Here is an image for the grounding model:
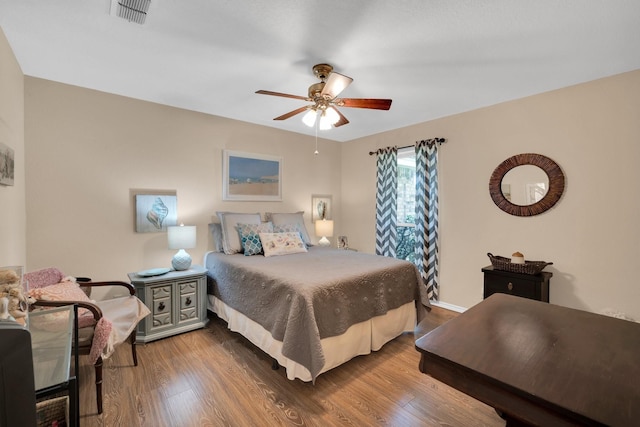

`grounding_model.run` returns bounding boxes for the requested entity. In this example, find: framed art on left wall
[134,192,178,233]
[0,142,15,186]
